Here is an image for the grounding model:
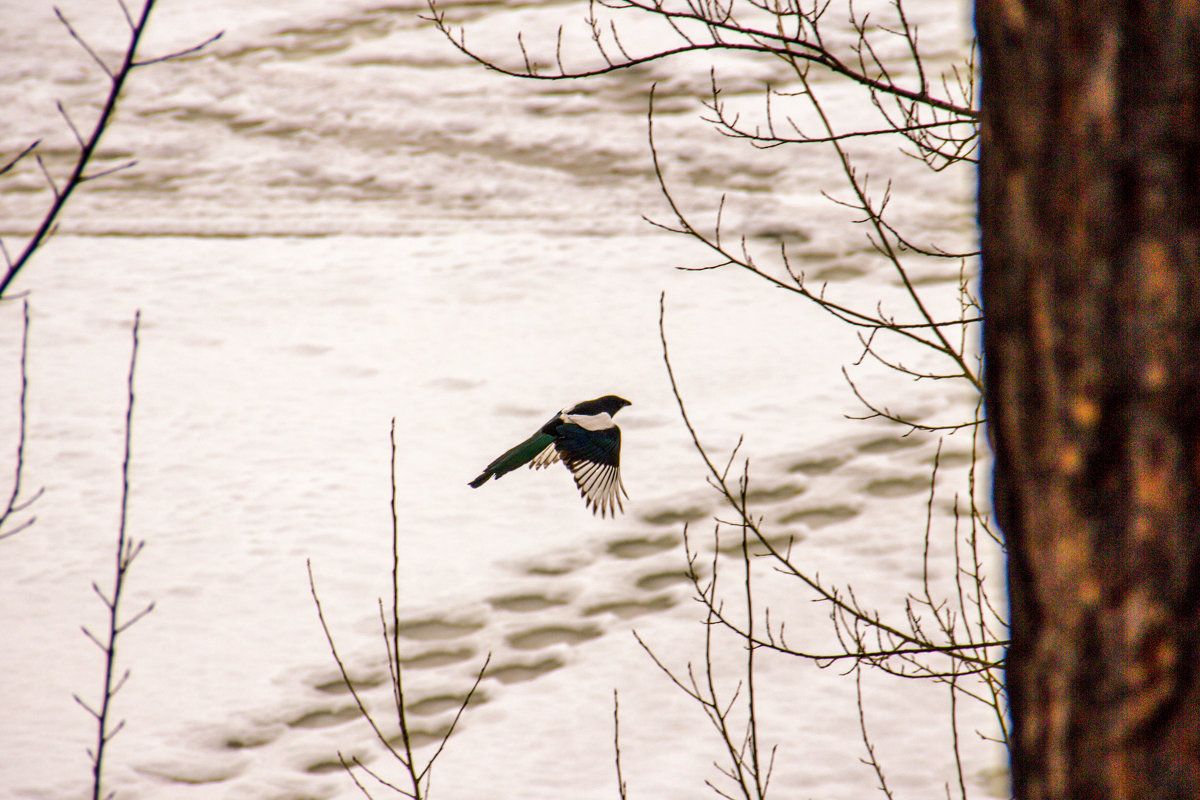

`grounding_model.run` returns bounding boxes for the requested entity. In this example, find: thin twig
[308,562,408,766]
[0,1,221,299]
[423,0,976,117]
[0,300,43,541]
[0,141,40,178]
[613,689,629,800]
[658,293,995,661]
[387,418,419,789]
[76,311,153,800]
